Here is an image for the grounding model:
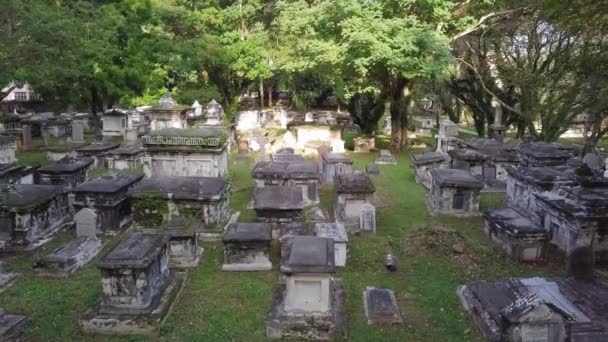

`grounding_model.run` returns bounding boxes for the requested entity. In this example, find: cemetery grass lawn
[1,150,561,341]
